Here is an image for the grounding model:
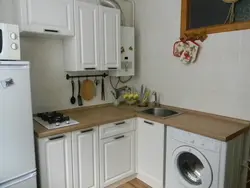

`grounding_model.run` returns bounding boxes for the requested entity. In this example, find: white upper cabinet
[64,2,121,71]
[99,6,121,70]
[137,118,165,188]
[72,128,99,188]
[76,1,99,70]
[13,0,74,36]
